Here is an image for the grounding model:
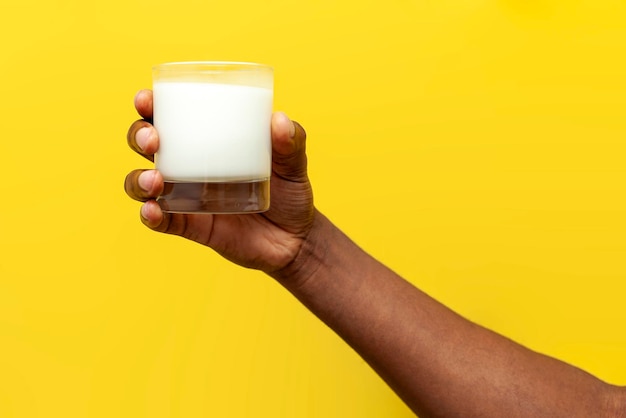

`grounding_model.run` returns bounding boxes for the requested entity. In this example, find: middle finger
[127,120,159,161]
